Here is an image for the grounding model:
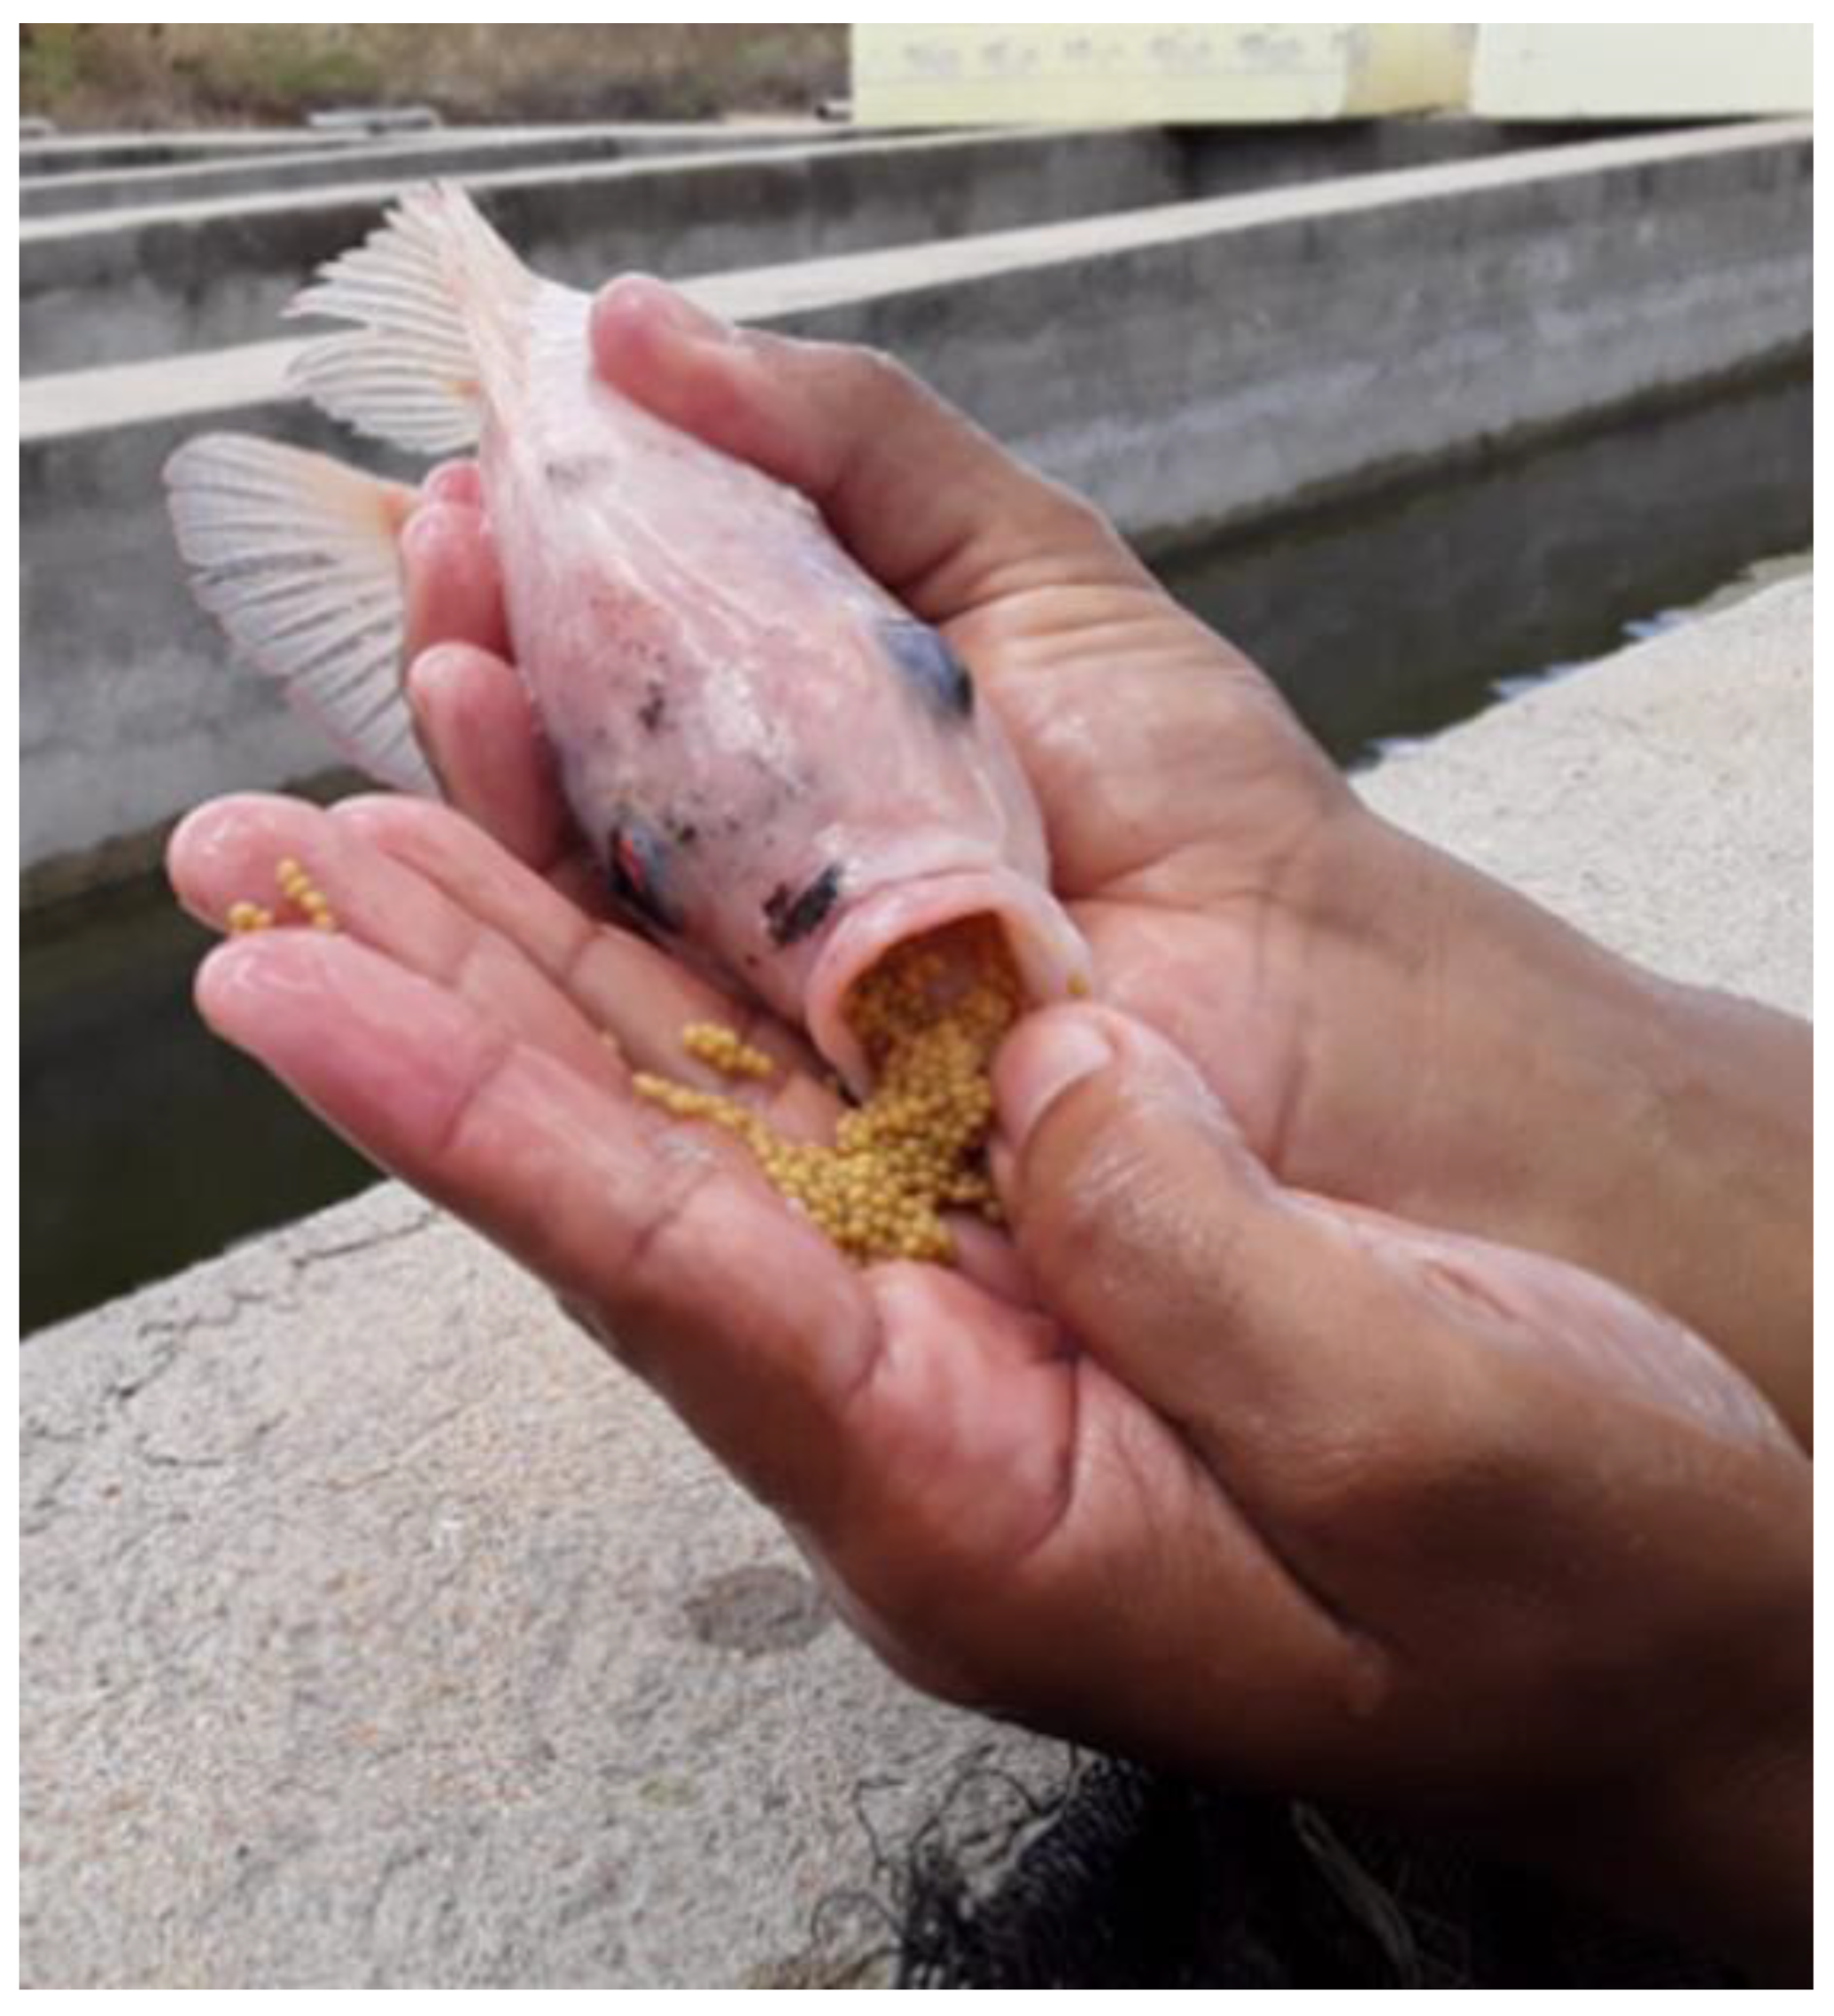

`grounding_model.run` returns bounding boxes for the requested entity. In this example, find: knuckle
[1039,476,1116,545]
[831,340,913,402]
[798,337,930,432]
